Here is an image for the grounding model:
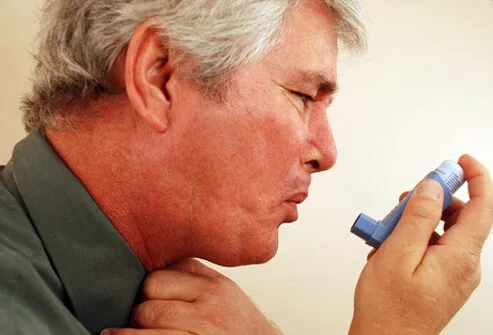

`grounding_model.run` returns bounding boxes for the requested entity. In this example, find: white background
[1,1,492,334]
